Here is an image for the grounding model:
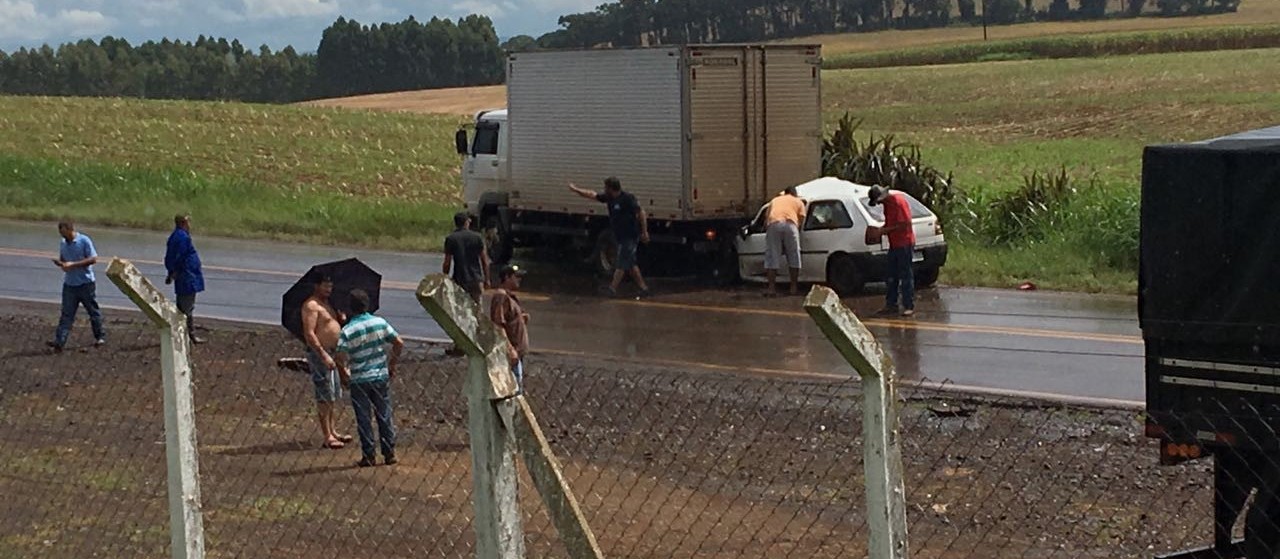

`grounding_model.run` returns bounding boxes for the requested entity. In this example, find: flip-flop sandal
[323,440,346,450]
[337,435,354,443]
